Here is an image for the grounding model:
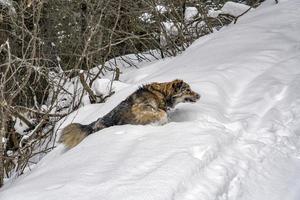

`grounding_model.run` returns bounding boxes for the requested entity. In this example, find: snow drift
[1,0,300,200]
